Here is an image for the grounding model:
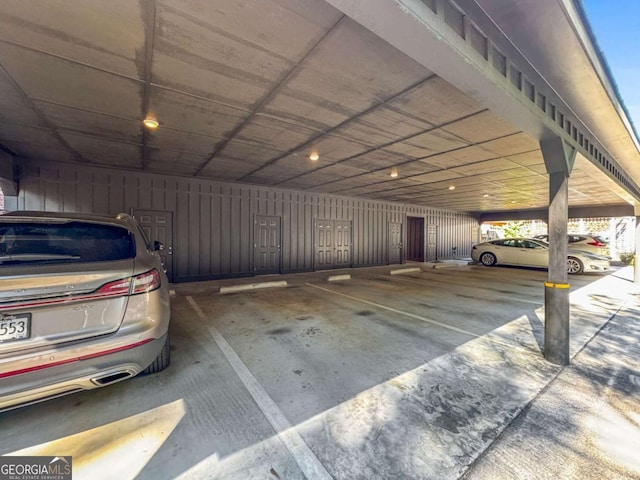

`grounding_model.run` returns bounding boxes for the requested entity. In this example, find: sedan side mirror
[153,240,164,251]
